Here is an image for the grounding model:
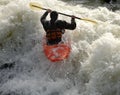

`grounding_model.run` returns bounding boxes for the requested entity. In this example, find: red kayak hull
[43,38,71,62]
